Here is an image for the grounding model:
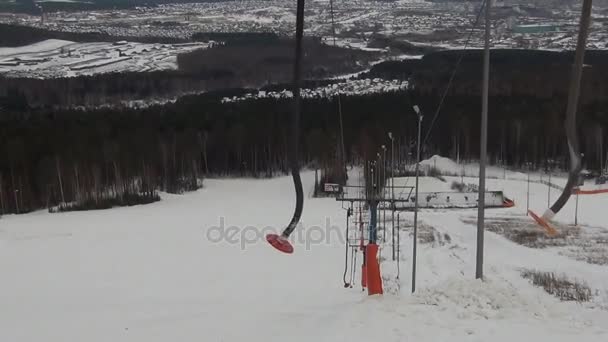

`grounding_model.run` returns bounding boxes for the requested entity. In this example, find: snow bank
[414,277,544,319]
[420,155,460,173]
[420,154,529,180]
